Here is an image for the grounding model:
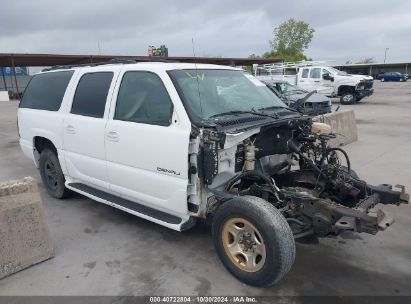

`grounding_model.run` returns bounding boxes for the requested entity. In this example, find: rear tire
[212,196,295,287]
[39,149,70,199]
